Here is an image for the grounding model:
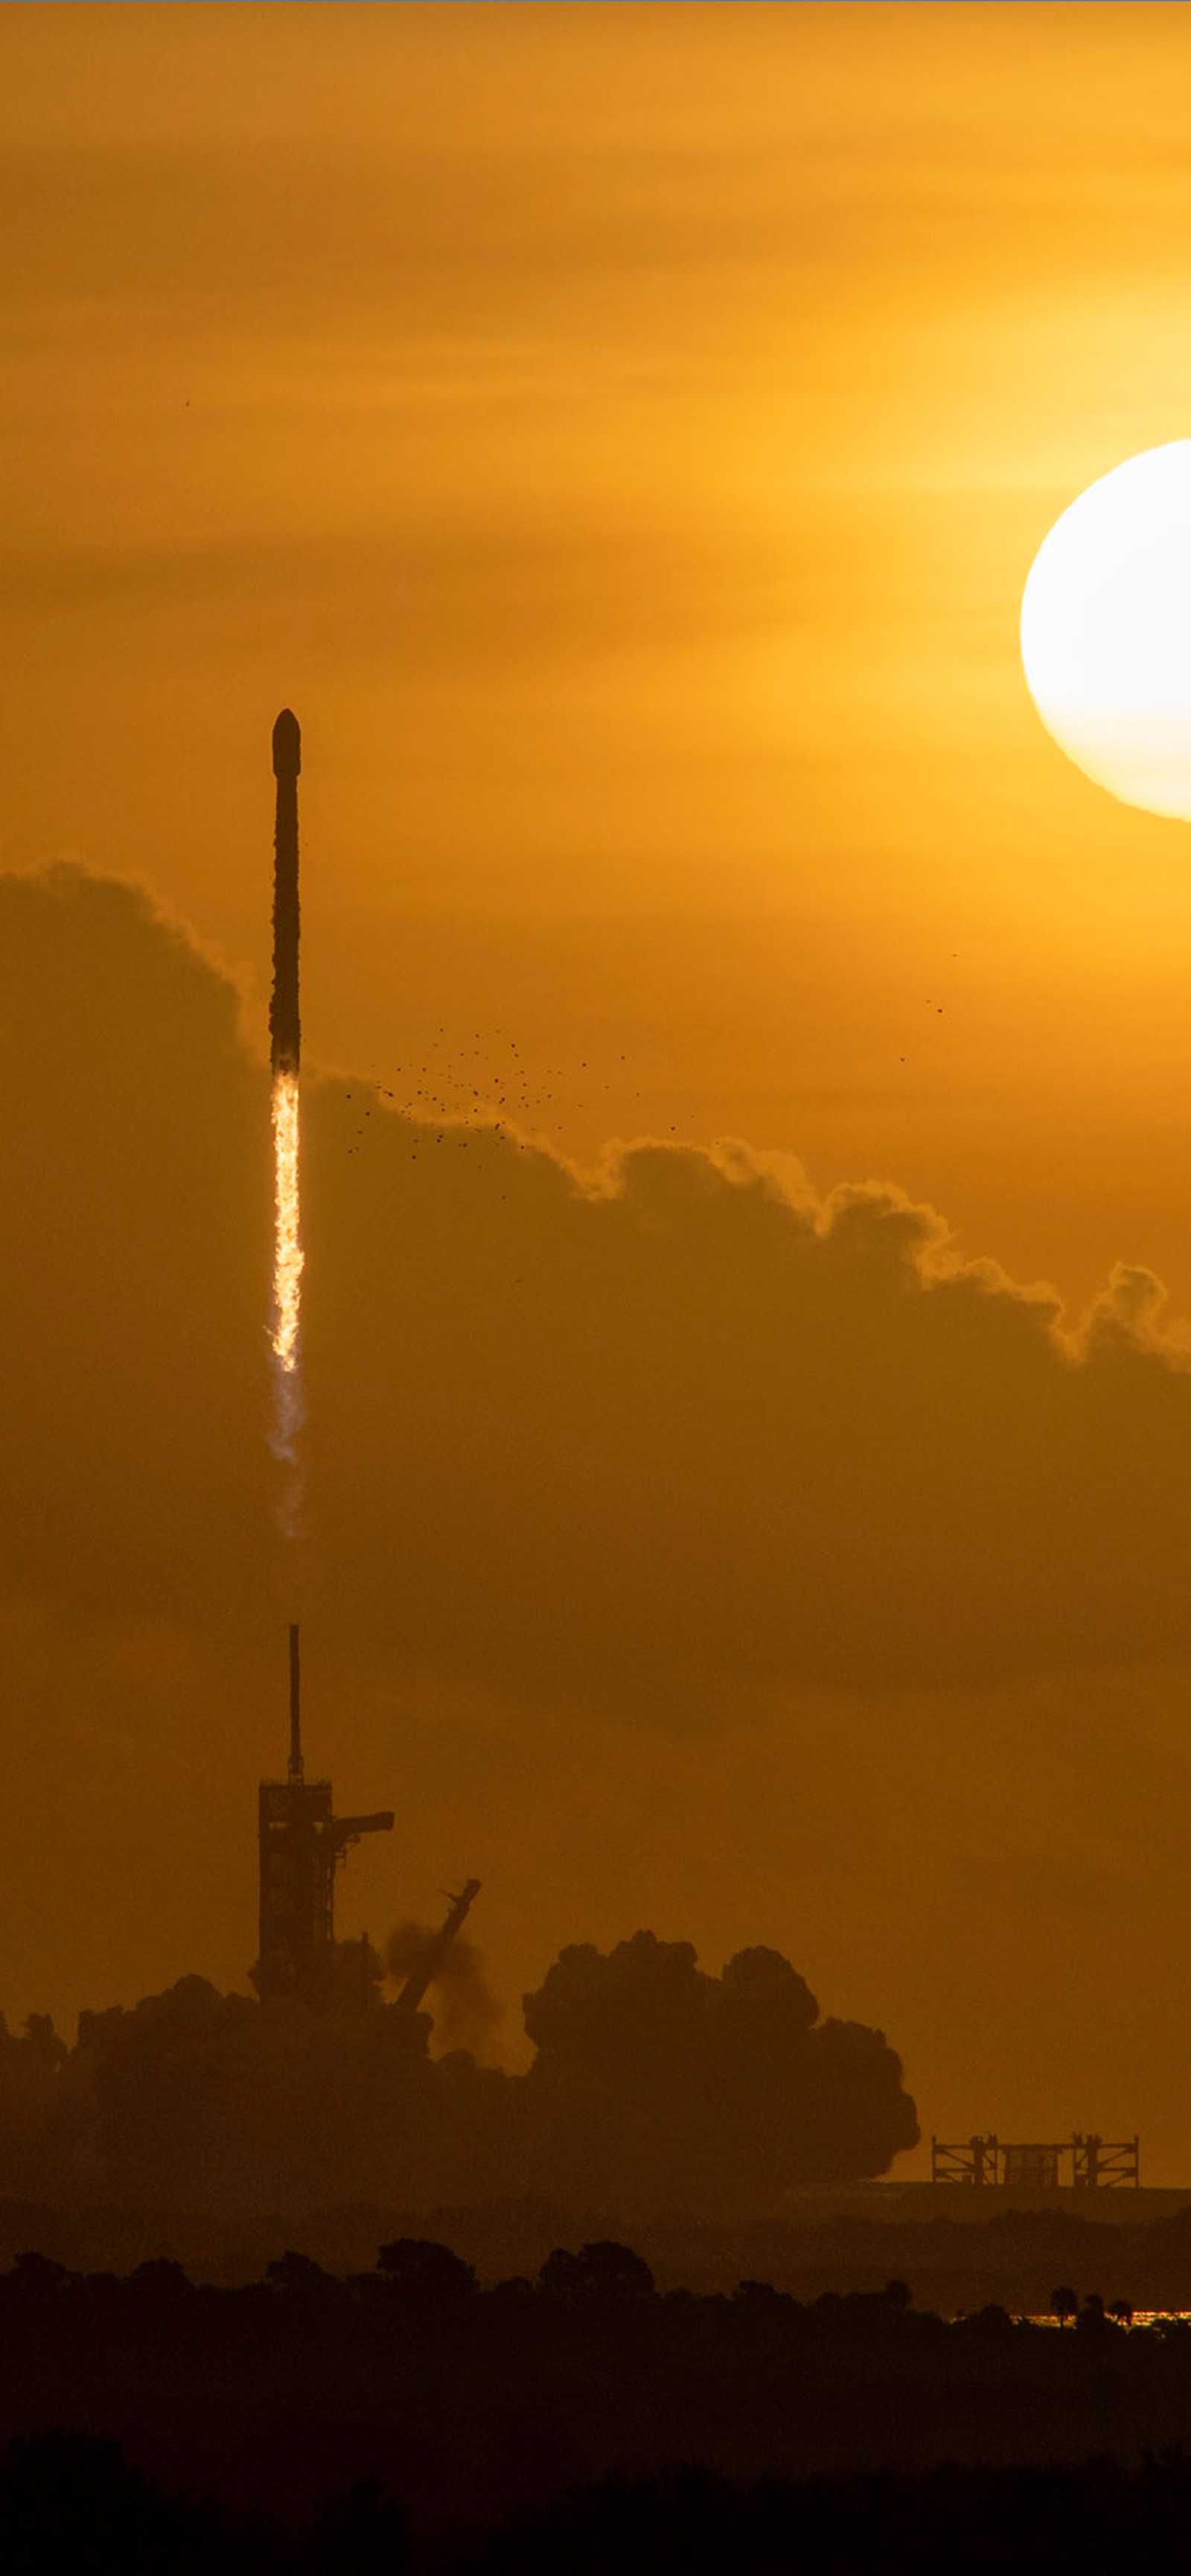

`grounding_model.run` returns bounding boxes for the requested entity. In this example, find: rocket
[270,708,301,1077]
